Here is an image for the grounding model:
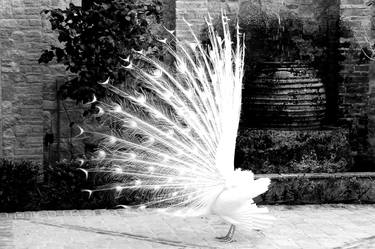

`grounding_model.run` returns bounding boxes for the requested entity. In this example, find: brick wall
[340,0,375,167]
[0,0,176,163]
[0,0,81,163]
[339,1,371,122]
[0,0,374,168]
[176,0,375,168]
[176,0,208,41]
